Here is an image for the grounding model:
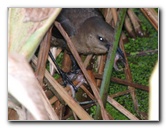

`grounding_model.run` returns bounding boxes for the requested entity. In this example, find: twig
[80,85,95,100]
[49,96,58,104]
[49,47,56,75]
[83,54,93,68]
[94,73,149,92]
[107,96,139,120]
[73,111,78,120]
[124,15,136,38]
[119,32,140,115]
[127,9,144,37]
[101,8,113,24]
[54,21,109,120]
[127,49,158,56]
[32,56,93,120]
[45,68,93,120]
[111,8,118,25]
[96,55,107,87]
[109,90,131,98]
[62,50,72,72]
[35,27,52,87]
[111,77,149,92]
[140,8,158,31]
[49,48,62,75]
[95,9,127,120]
